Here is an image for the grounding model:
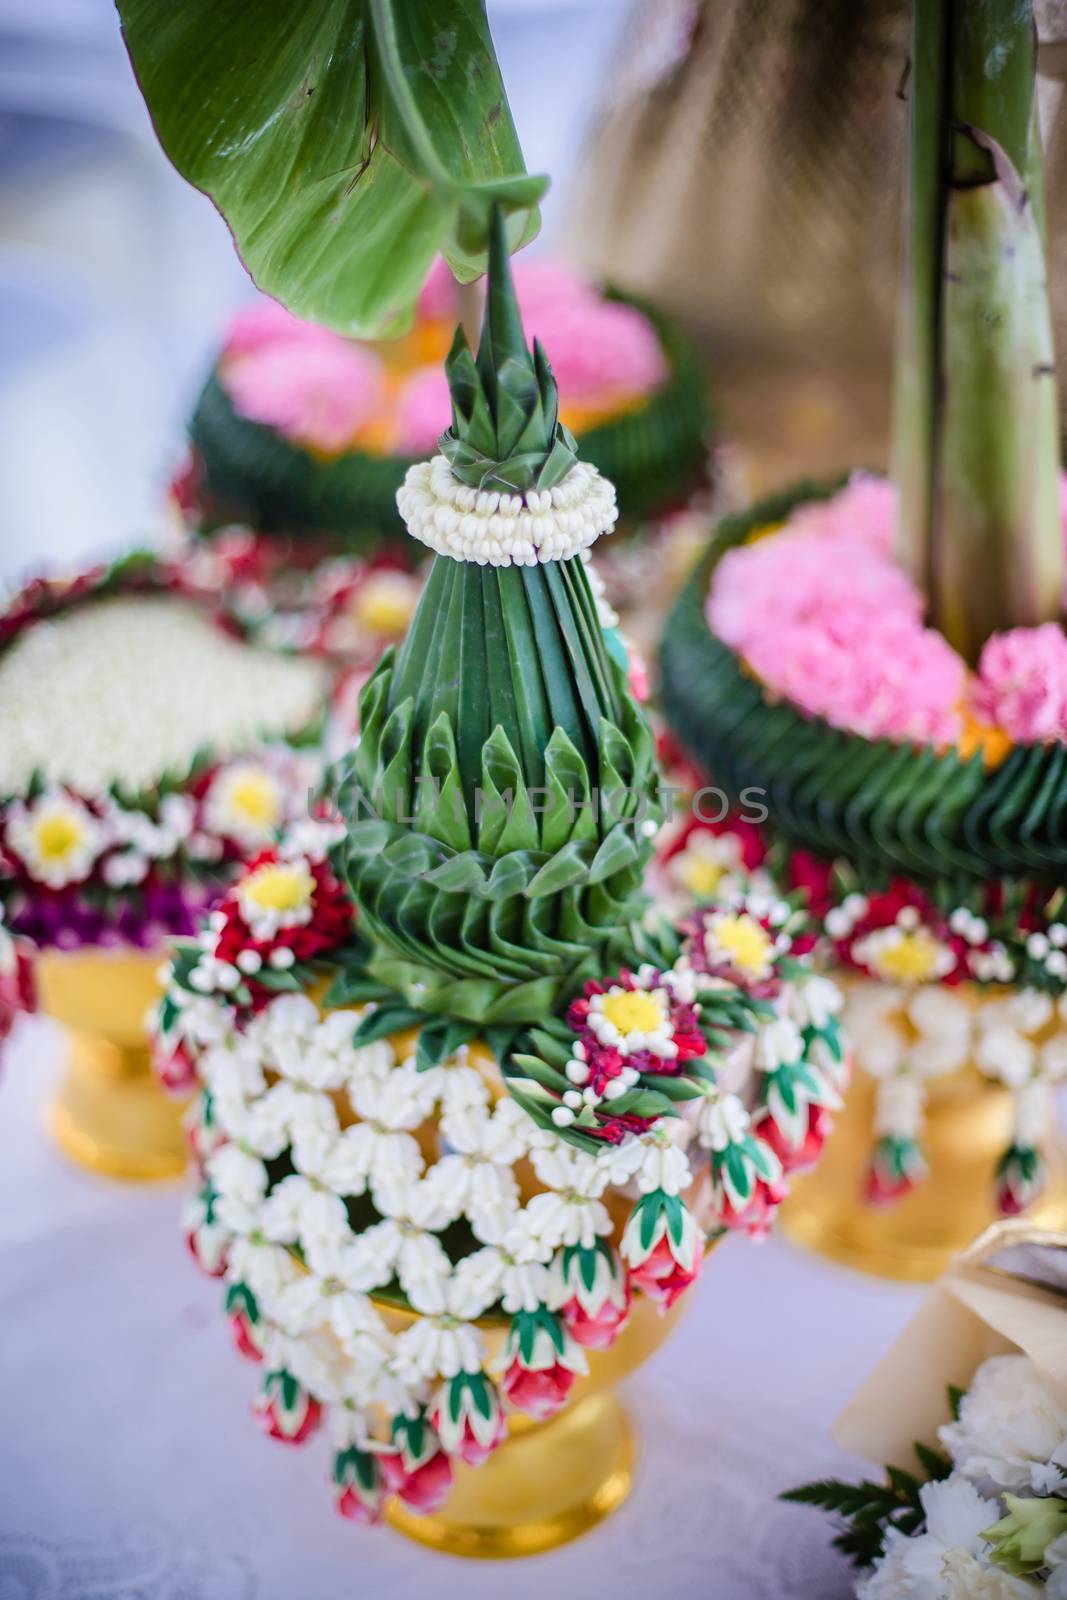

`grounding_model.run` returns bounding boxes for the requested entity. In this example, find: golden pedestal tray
[379,1273,694,1557]
[781,1065,1067,1283]
[36,946,187,1181]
